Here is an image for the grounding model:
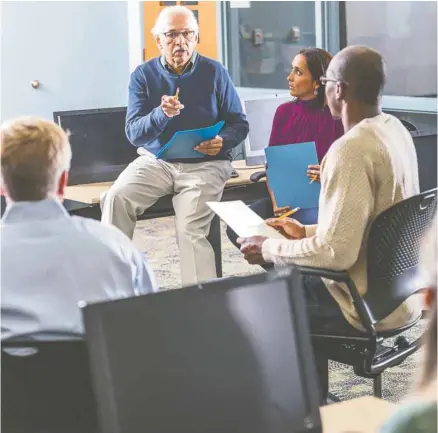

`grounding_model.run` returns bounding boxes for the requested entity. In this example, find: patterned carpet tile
[133,217,424,402]
[133,217,261,289]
